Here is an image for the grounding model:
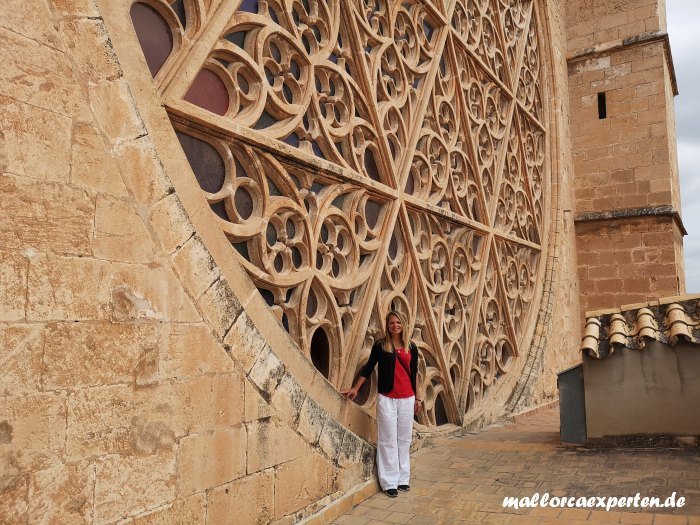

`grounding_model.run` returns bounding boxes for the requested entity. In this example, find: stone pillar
[565,0,686,316]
